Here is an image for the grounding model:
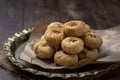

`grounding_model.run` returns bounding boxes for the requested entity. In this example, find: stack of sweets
[34,20,103,67]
